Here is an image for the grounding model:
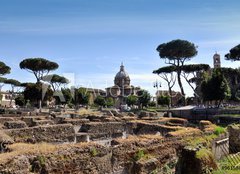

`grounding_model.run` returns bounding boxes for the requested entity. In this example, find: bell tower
[213,52,221,68]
